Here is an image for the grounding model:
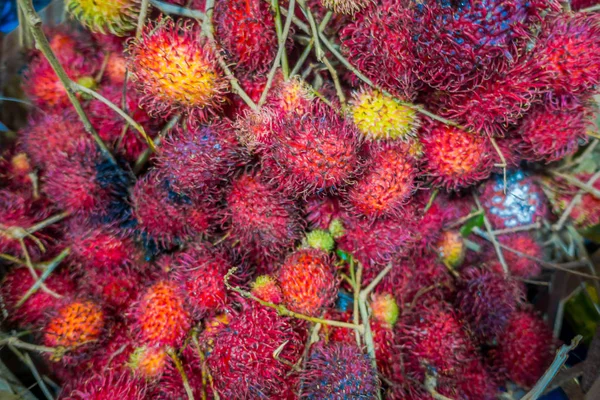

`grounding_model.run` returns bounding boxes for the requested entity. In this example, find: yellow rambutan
[66,0,140,36]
